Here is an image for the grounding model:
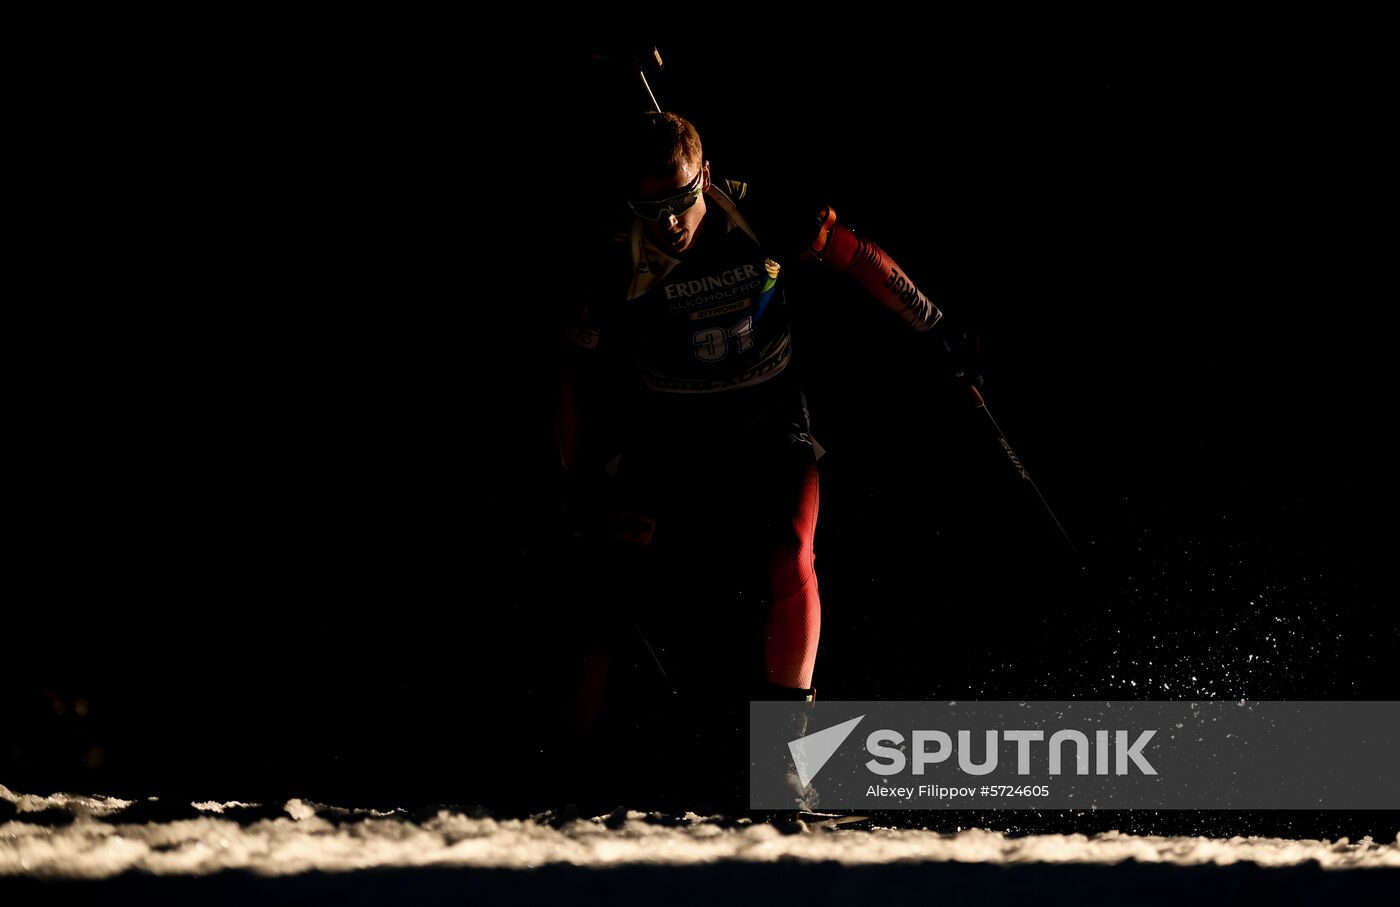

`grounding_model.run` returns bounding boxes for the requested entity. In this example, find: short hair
[632,111,703,181]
